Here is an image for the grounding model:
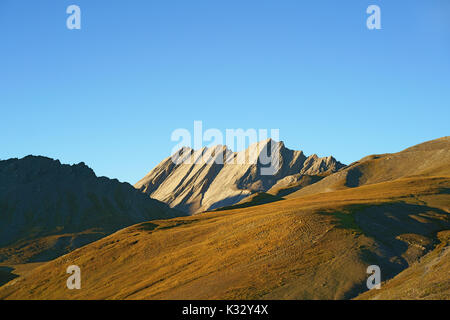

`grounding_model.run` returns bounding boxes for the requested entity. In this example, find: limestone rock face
[135,139,345,214]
